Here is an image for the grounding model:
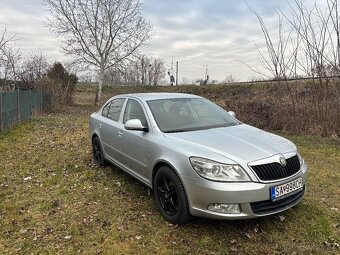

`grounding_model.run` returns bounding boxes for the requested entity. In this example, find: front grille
[250,186,305,215]
[250,155,300,181]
